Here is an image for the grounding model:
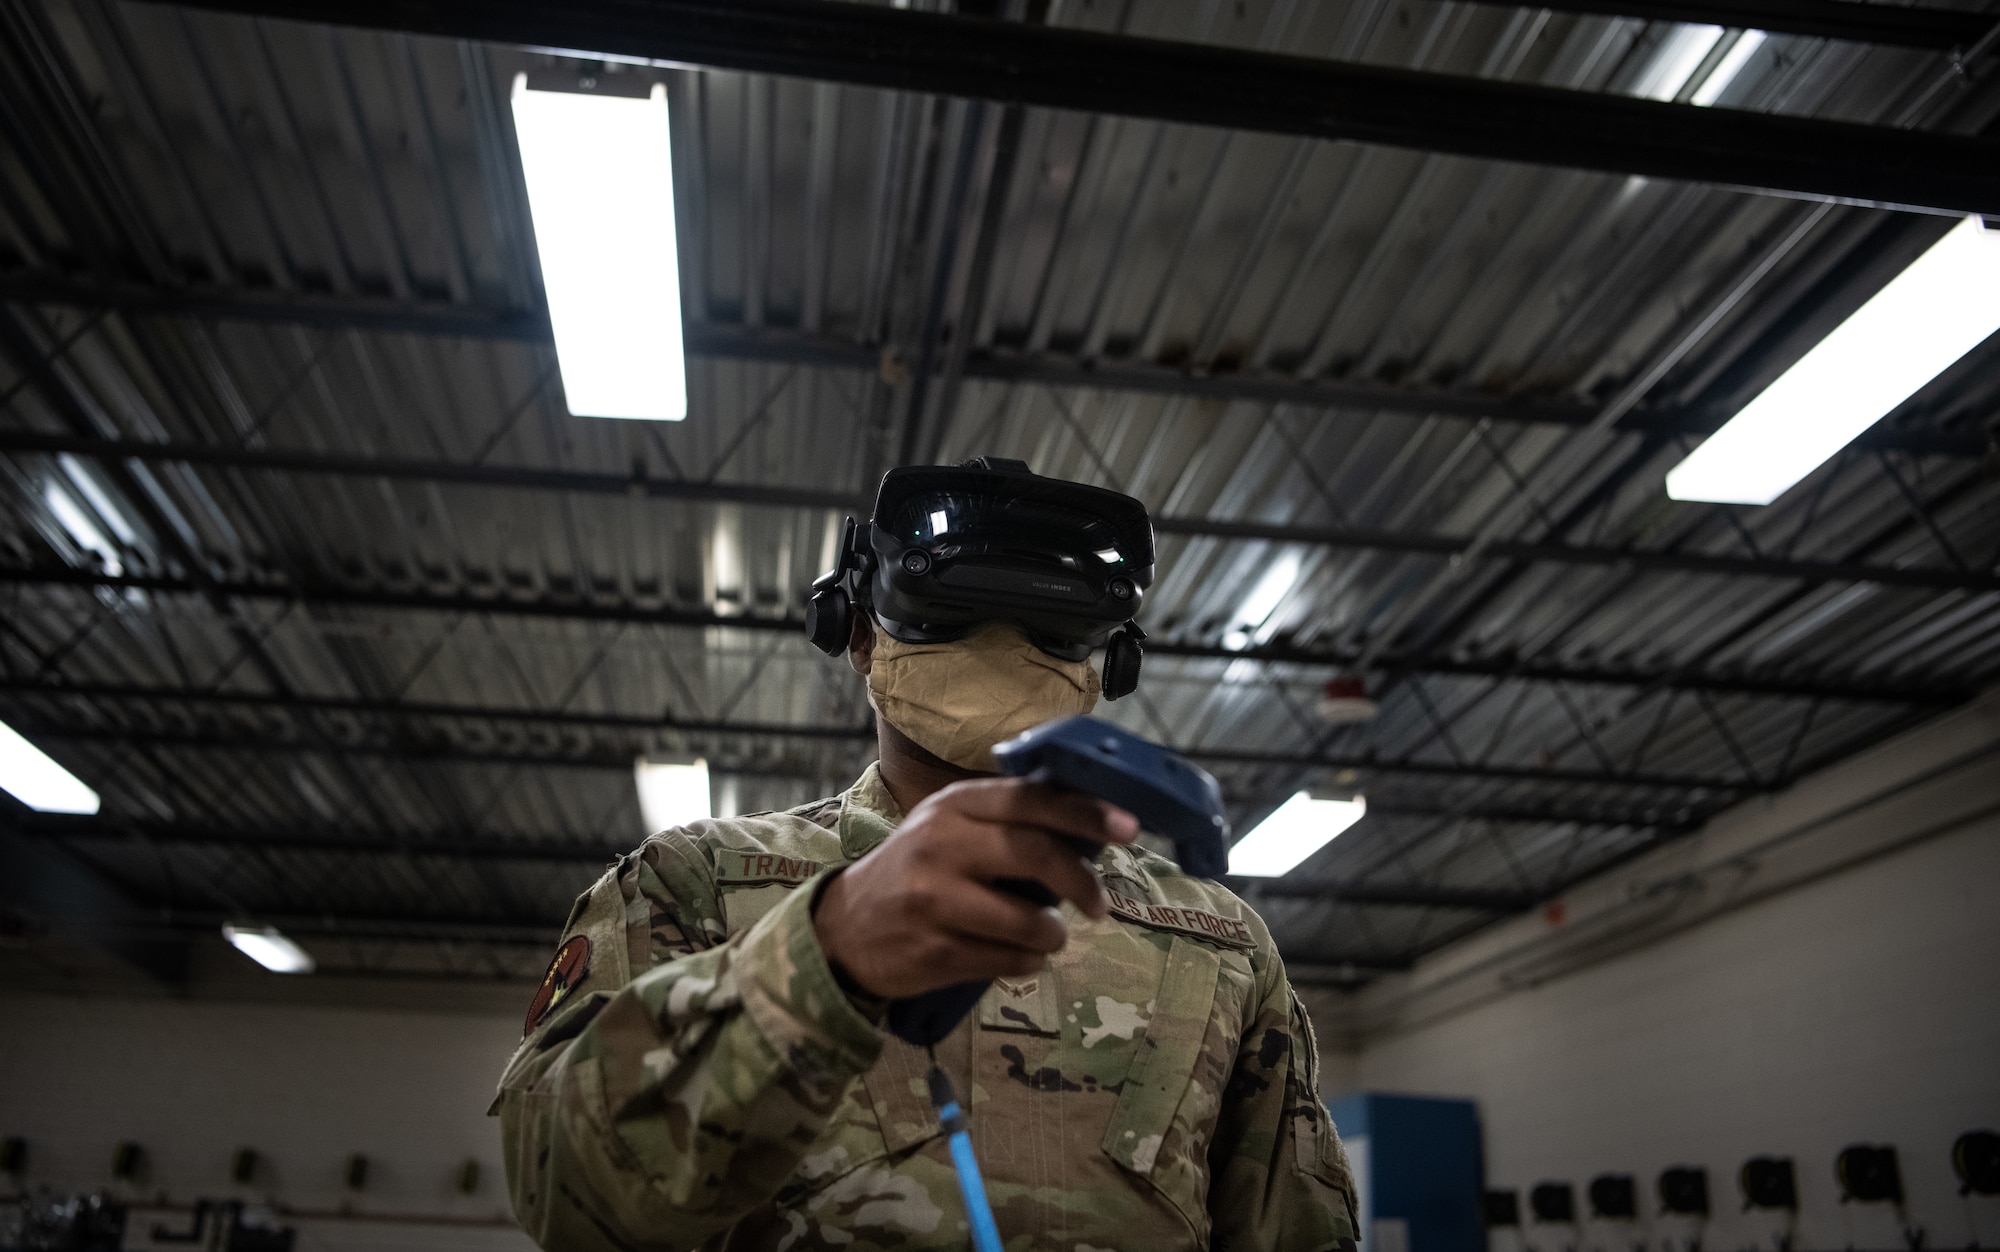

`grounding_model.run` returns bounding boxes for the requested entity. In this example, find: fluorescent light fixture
[1667,216,2000,505]
[1222,550,1303,651]
[1690,30,1765,107]
[222,924,316,974]
[930,509,950,537]
[511,76,687,421]
[636,756,711,834]
[1229,791,1367,877]
[59,455,137,544]
[0,717,100,814]
[43,482,121,575]
[1634,23,1724,101]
